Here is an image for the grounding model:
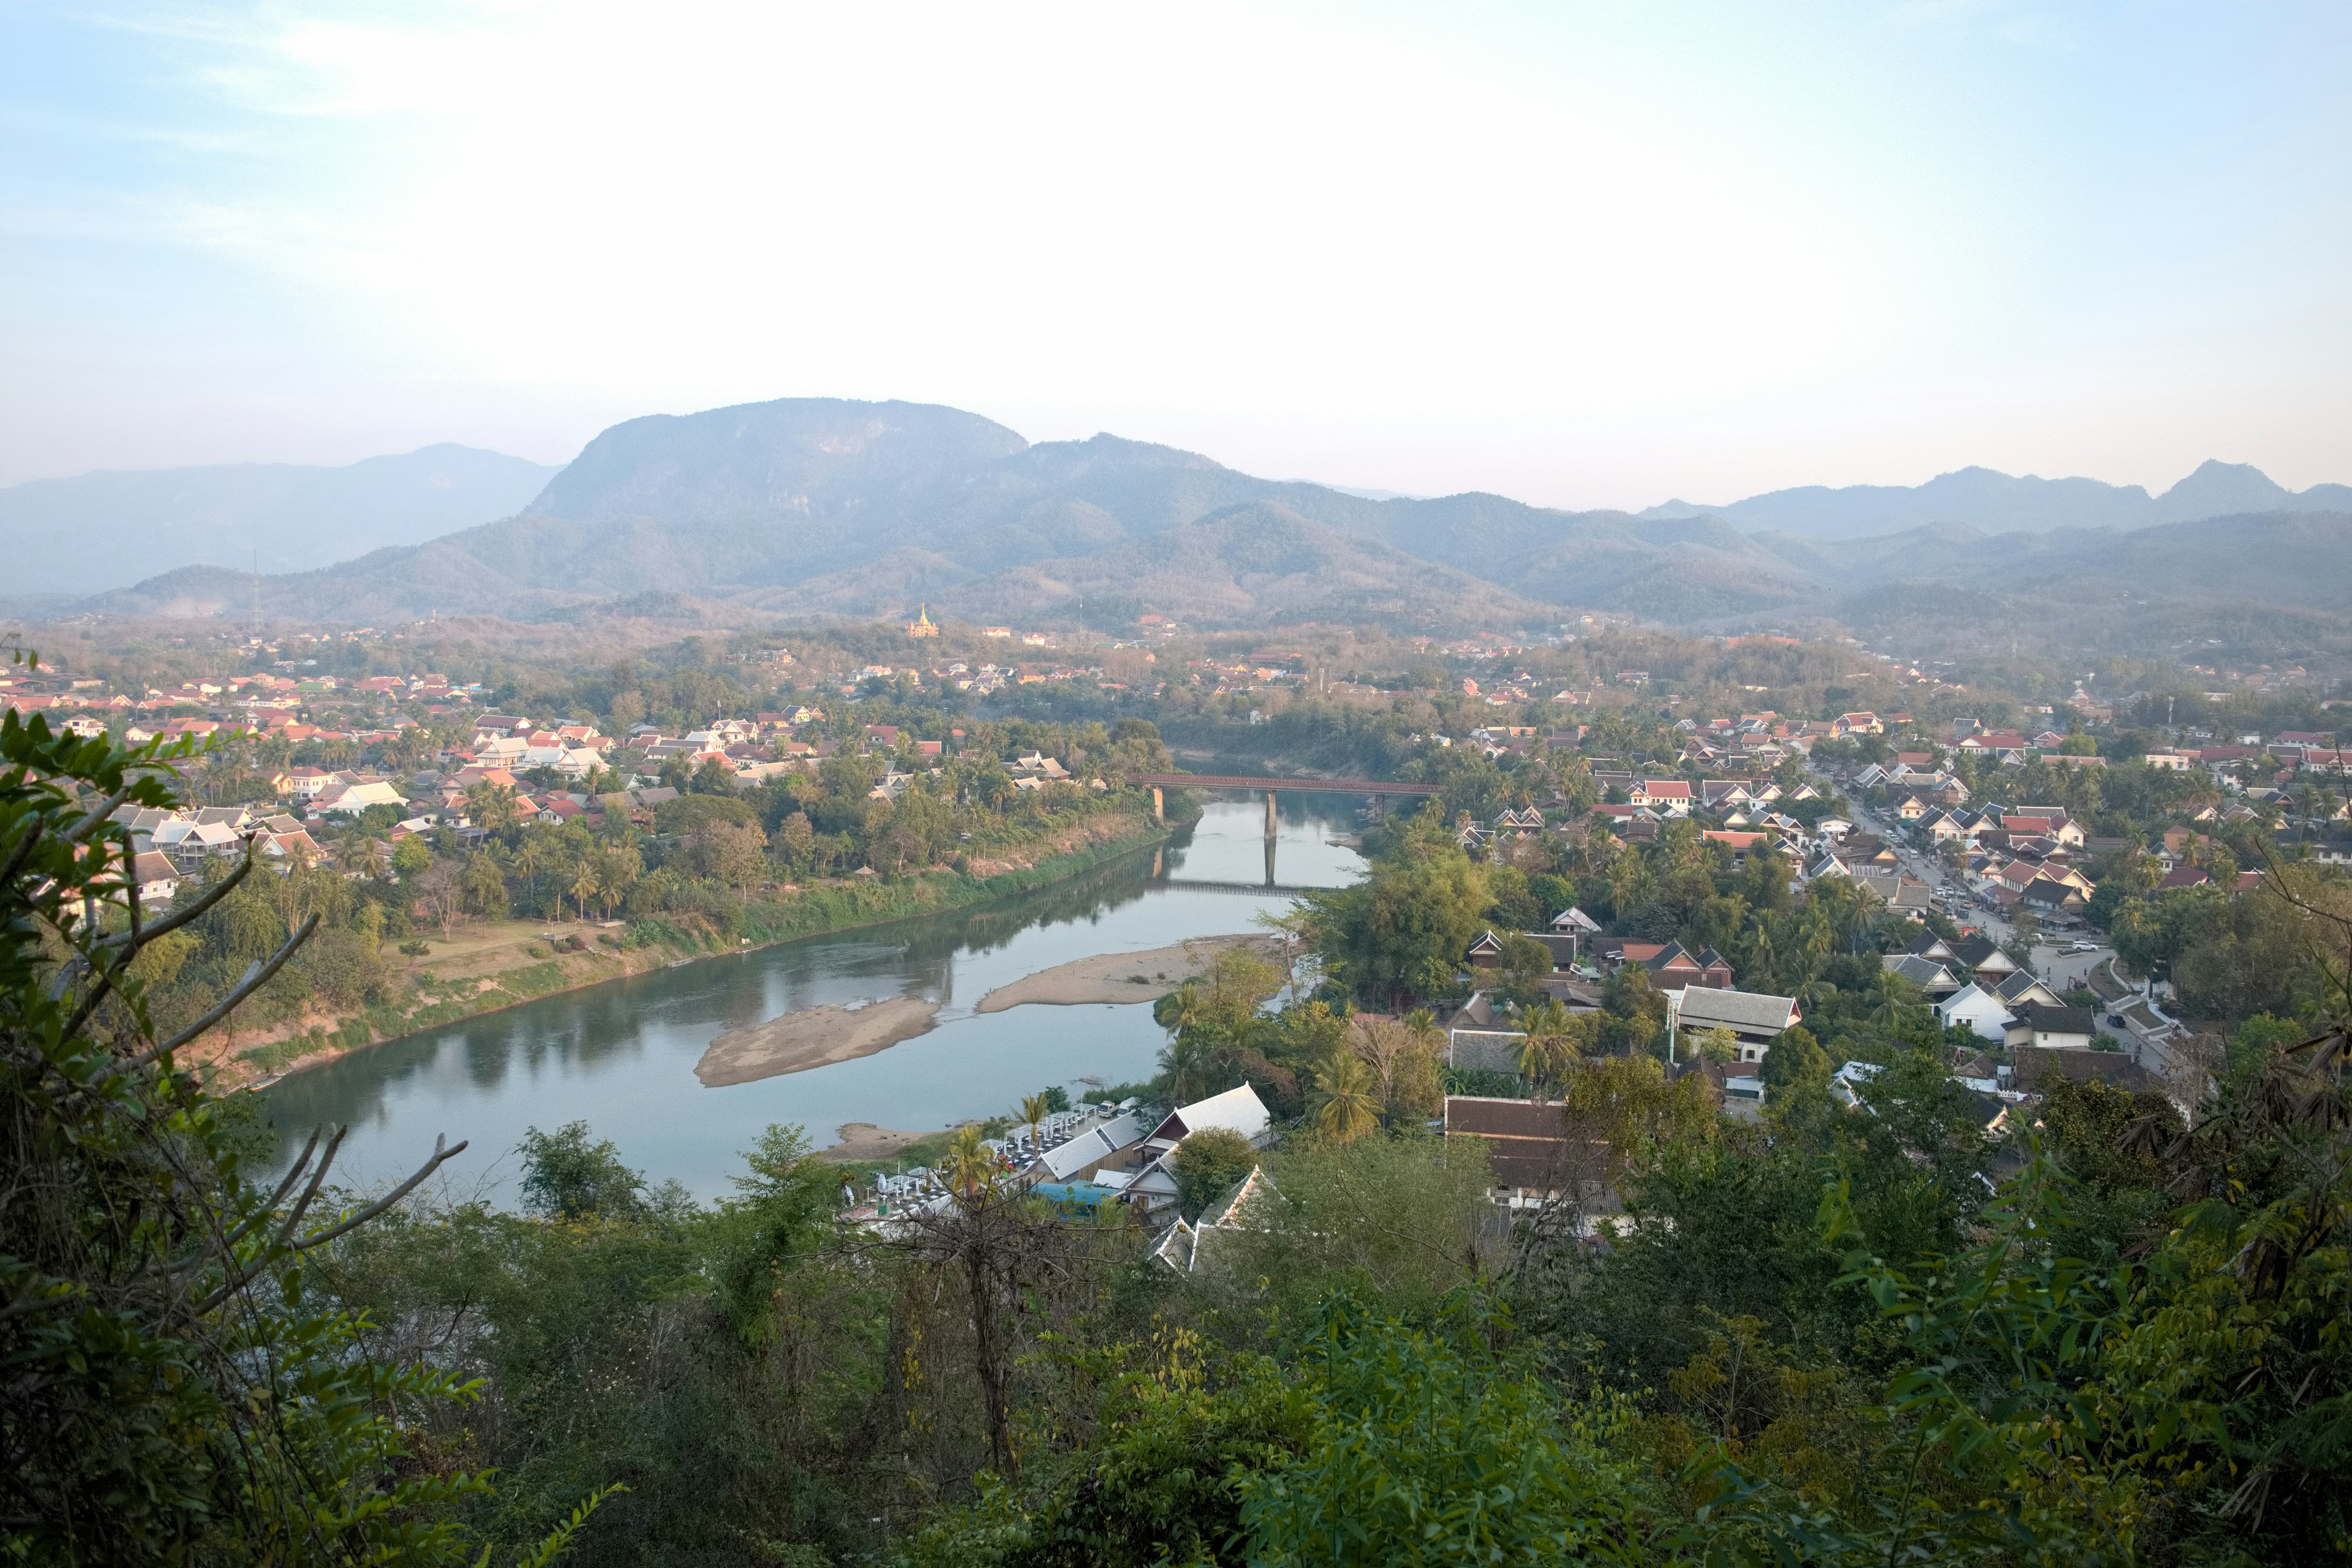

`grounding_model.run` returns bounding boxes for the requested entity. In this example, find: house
[1991,970,2067,1011]
[130,850,181,907]
[1670,986,1802,1064]
[1947,934,2018,985]
[1937,982,2017,1044]
[2019,878,2087,919]
[2010,1046,2161,1096]
[1882,953,1964,998]
[1550,906,1602,936]
[2004,1003,2097,1051]
[1444,1096,1602,1210]
[1649,941,1736,989]
[1852,869,1934,916]
[1629,779,1694,816]
[1950,1053,2004,1093]
[1095,1085,1273,1214]
[1029,1112,1146,1183]
[1589,938,1733,989]
[1150,1166,1278,1272]
[315,779,407,817]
